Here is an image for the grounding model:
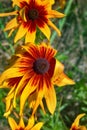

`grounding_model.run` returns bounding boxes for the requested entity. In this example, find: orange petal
[45,85,56,114]
[0,11,18,17]
[14,24,27,43]
[31,122,43,130]
[0,68,24,86]
[25,30,36,43]
[53,72,75,87]
[32,88,45,115]
[19,117,25,128]
[26,116,34,129]
[48,20,61,36]
[72,114,86,128]
[48,10,65,18]
[4,18,18,31]
[38,22,51,40]
[20,81,36,116]
[8,117,18,129]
